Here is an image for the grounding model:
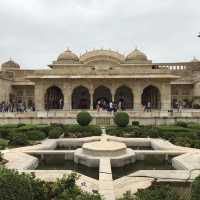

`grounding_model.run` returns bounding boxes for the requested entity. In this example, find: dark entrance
[45,86,64,110]
[142,85,161,109]
[72,86,90,109]
[93,86,112,109]
[114,86,133,109]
